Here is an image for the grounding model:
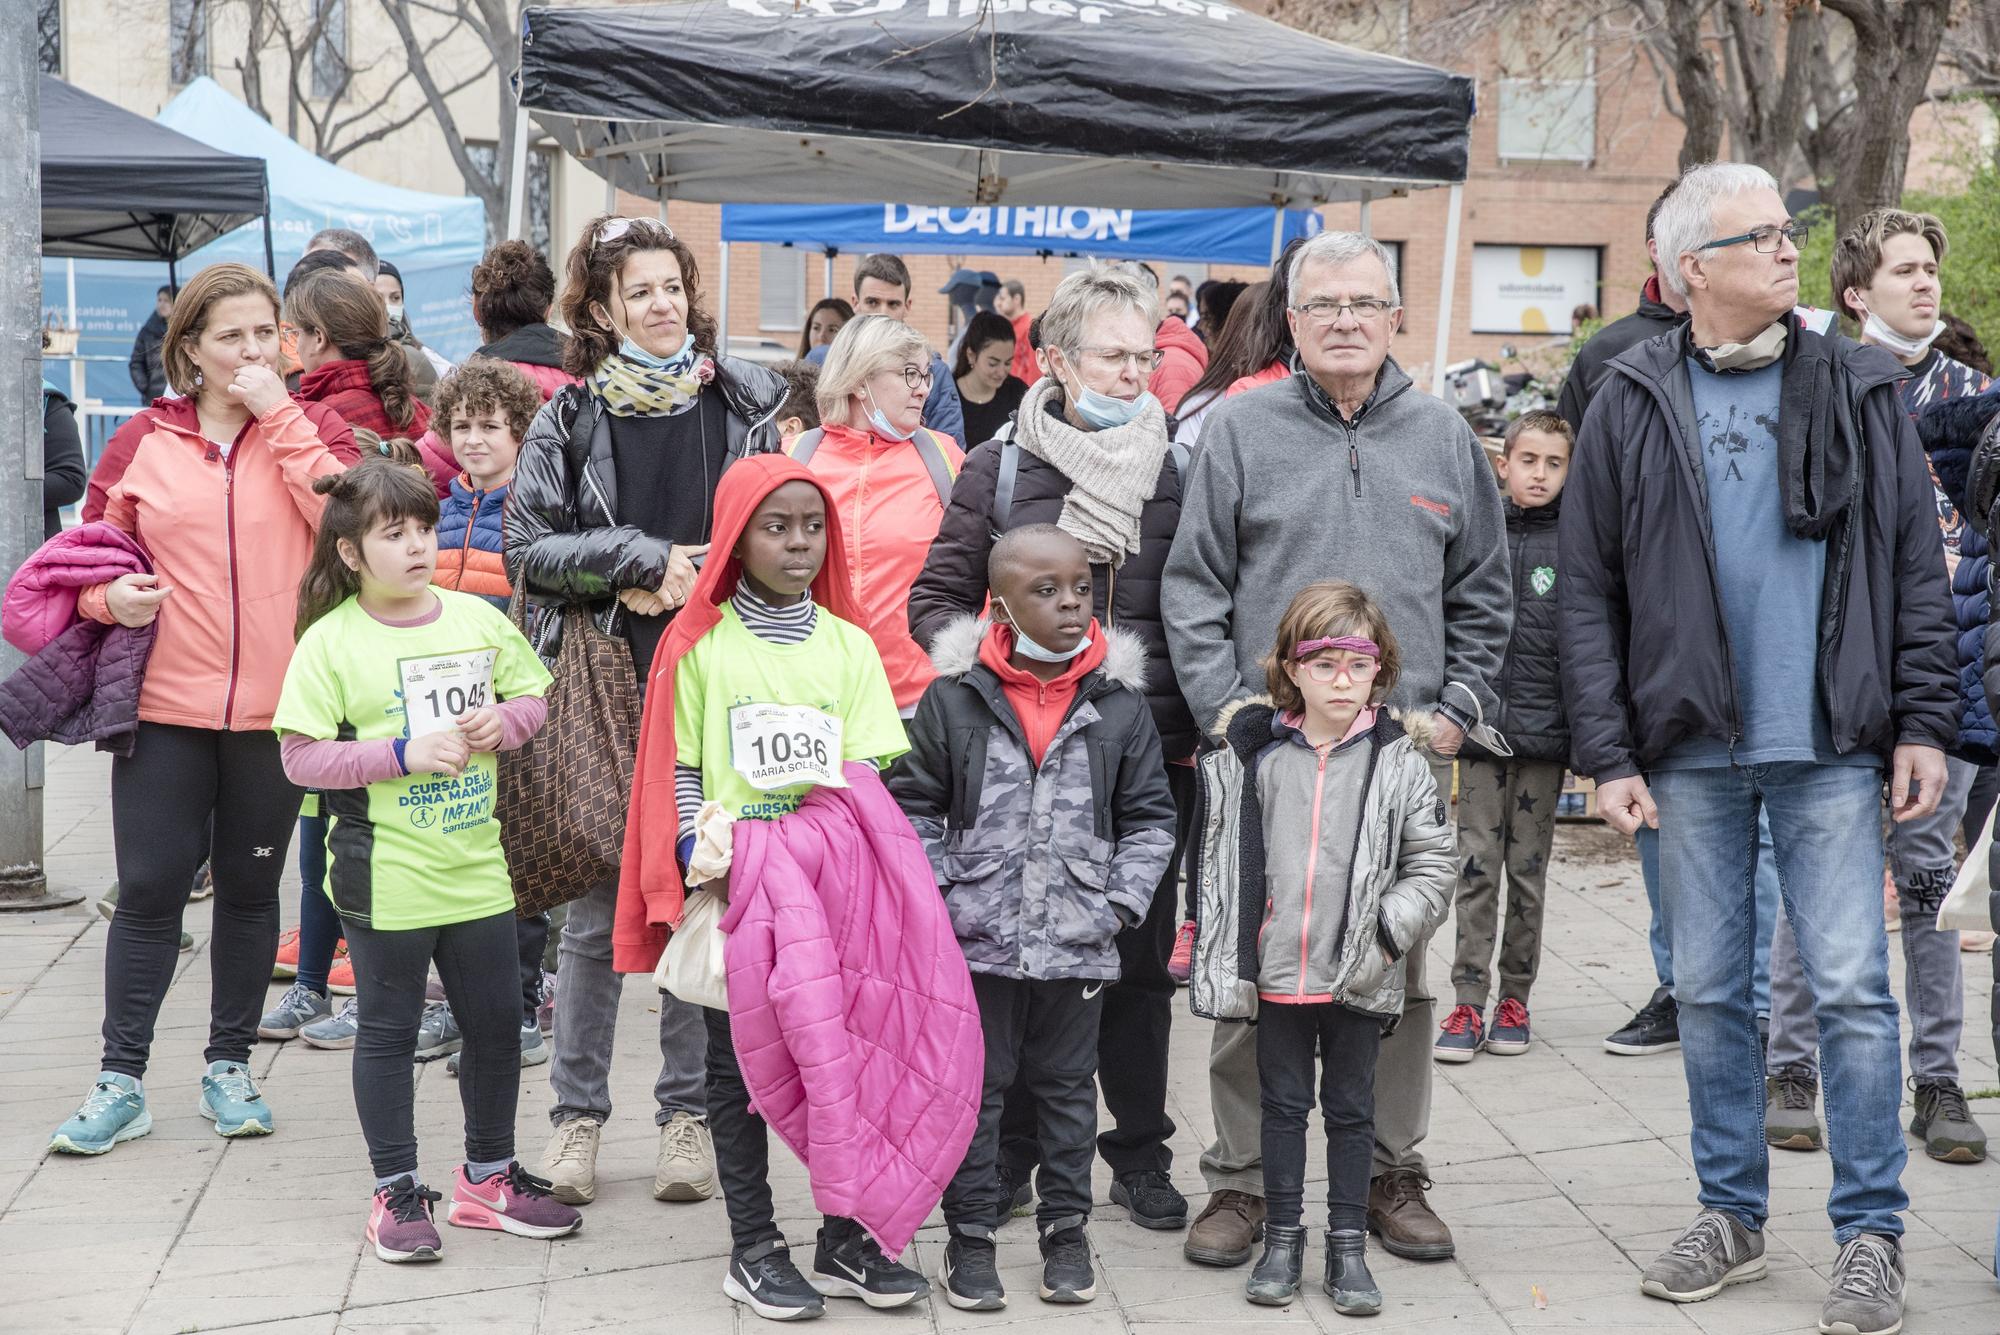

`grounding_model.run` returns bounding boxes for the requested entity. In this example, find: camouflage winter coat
[888,616,1178,981]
